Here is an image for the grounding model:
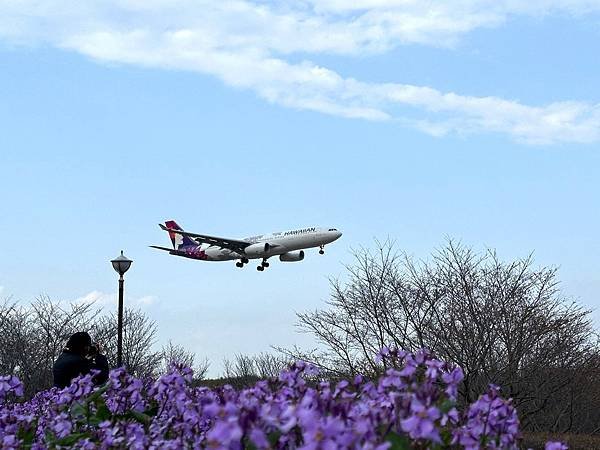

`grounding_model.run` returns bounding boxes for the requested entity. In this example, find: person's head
[65,332,92,355]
